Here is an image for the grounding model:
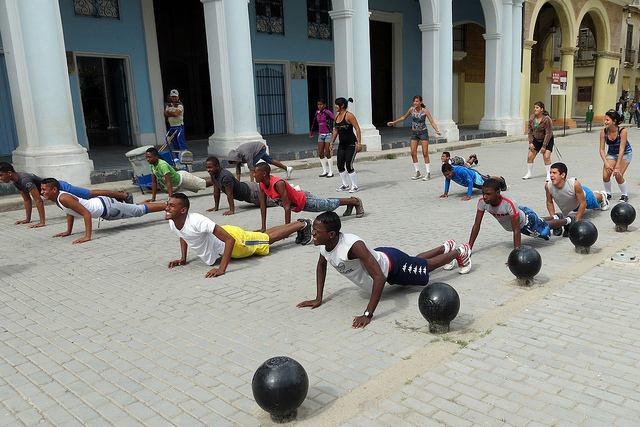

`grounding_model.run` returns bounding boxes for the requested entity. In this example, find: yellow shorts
[221,225,270,258]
